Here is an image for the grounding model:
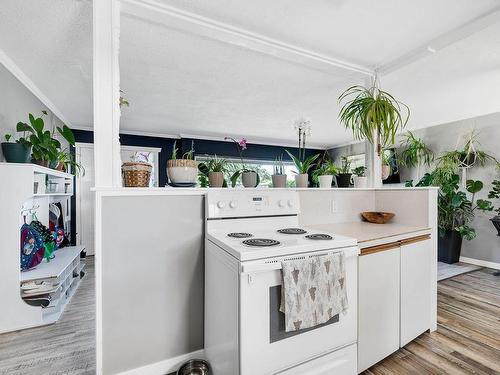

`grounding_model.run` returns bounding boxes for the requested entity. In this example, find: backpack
[30,217,56,262]
[20,220,45,271]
